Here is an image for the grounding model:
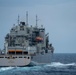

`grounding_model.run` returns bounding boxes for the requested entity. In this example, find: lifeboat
[8,50,23,54]
[36,37,43,41]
